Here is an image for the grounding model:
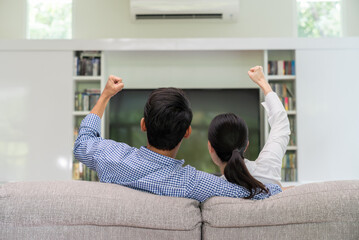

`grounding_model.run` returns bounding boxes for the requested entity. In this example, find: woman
[208,66,291,198]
